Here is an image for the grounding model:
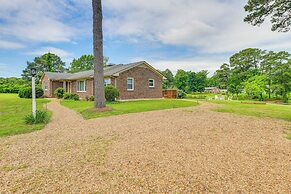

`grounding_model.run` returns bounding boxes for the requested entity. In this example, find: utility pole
[31,68,36,118]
